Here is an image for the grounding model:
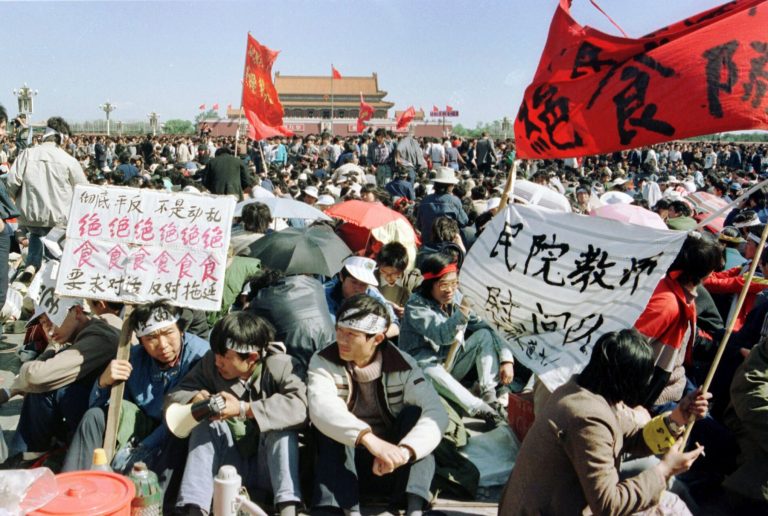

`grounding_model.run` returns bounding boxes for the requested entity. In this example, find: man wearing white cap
[308,294,447,516]
[61,301,209,506]
[302,185,319,206]
[416,167,468,247]
[324,256,399,338]
[3,294,121,464]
